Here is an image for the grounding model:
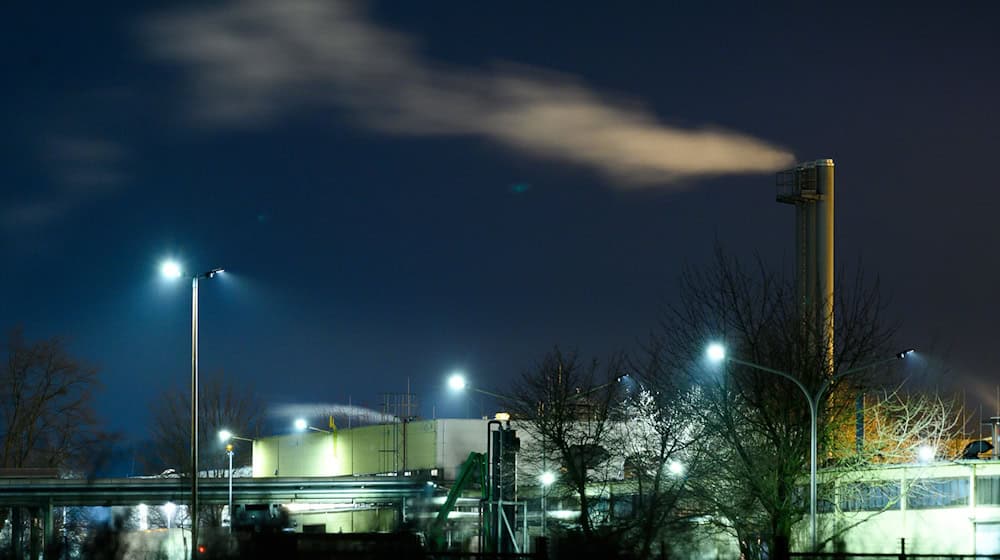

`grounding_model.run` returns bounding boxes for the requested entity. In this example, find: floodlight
[539,471,556,486]
[160,260,182,279]
[448,373,467,391]
[706,343,726,363]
